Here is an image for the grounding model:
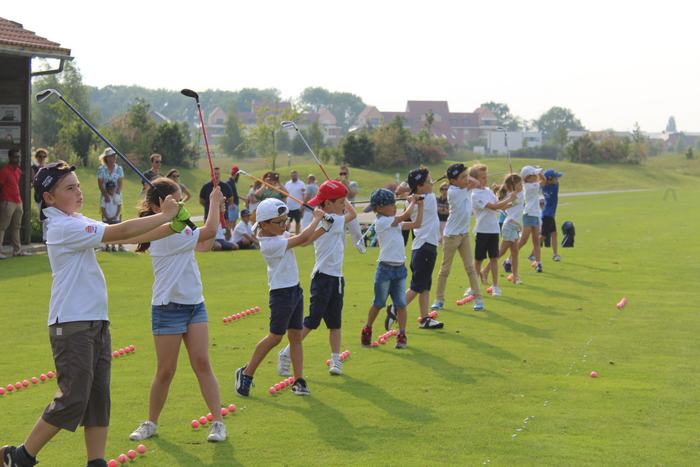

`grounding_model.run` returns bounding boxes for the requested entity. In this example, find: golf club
[280,120,331,180]
[181,88,226,228]
[497,126,513,174]
[35,89,196,230]
[238,169,314,212]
